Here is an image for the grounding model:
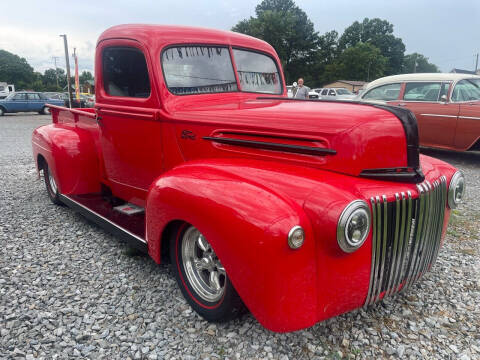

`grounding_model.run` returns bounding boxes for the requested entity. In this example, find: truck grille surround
[364,176,447,306]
